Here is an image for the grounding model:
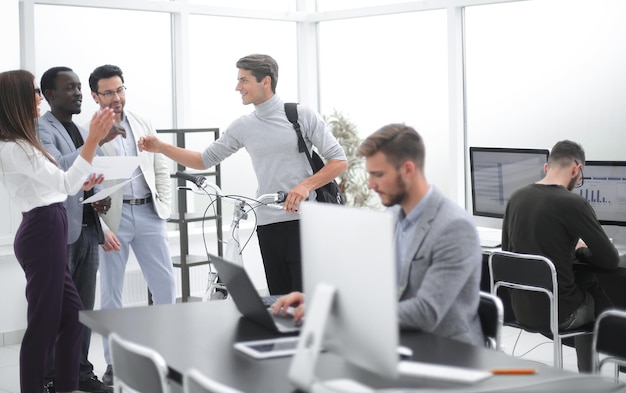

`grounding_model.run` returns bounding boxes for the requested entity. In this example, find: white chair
[108,332,171,393]
[184,369,244,393]
[489,250,594,368]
